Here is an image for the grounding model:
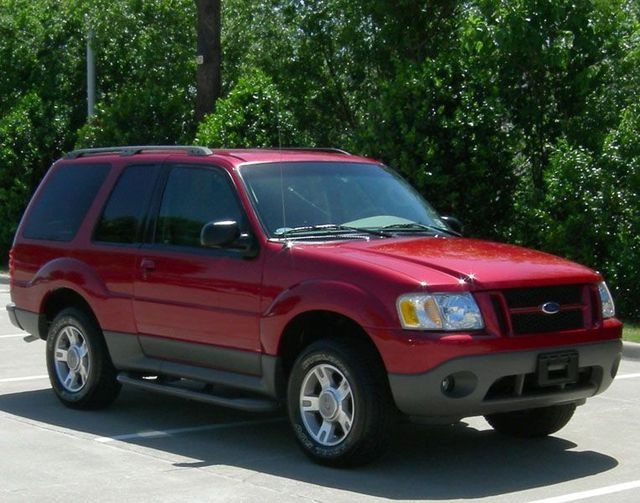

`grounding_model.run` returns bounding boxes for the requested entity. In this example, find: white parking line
[527,480,640,503]
[0,334,27,339]
[616,373,640,380]
[0,375,48,383]
[95,417,285,443]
